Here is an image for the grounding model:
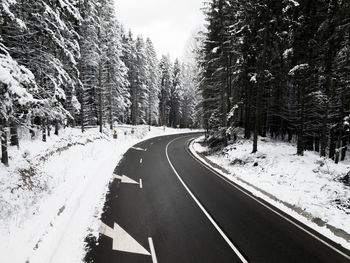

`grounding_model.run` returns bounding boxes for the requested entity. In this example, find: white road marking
[186,139,350,261]
[131,146,147,151]
[148,237,158,263]
[165,138,248,263]
[140,158,143,164]
[113,173,139,185]
[99,222,150,255]
[139,179,143,189]
[150,142,154,145]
